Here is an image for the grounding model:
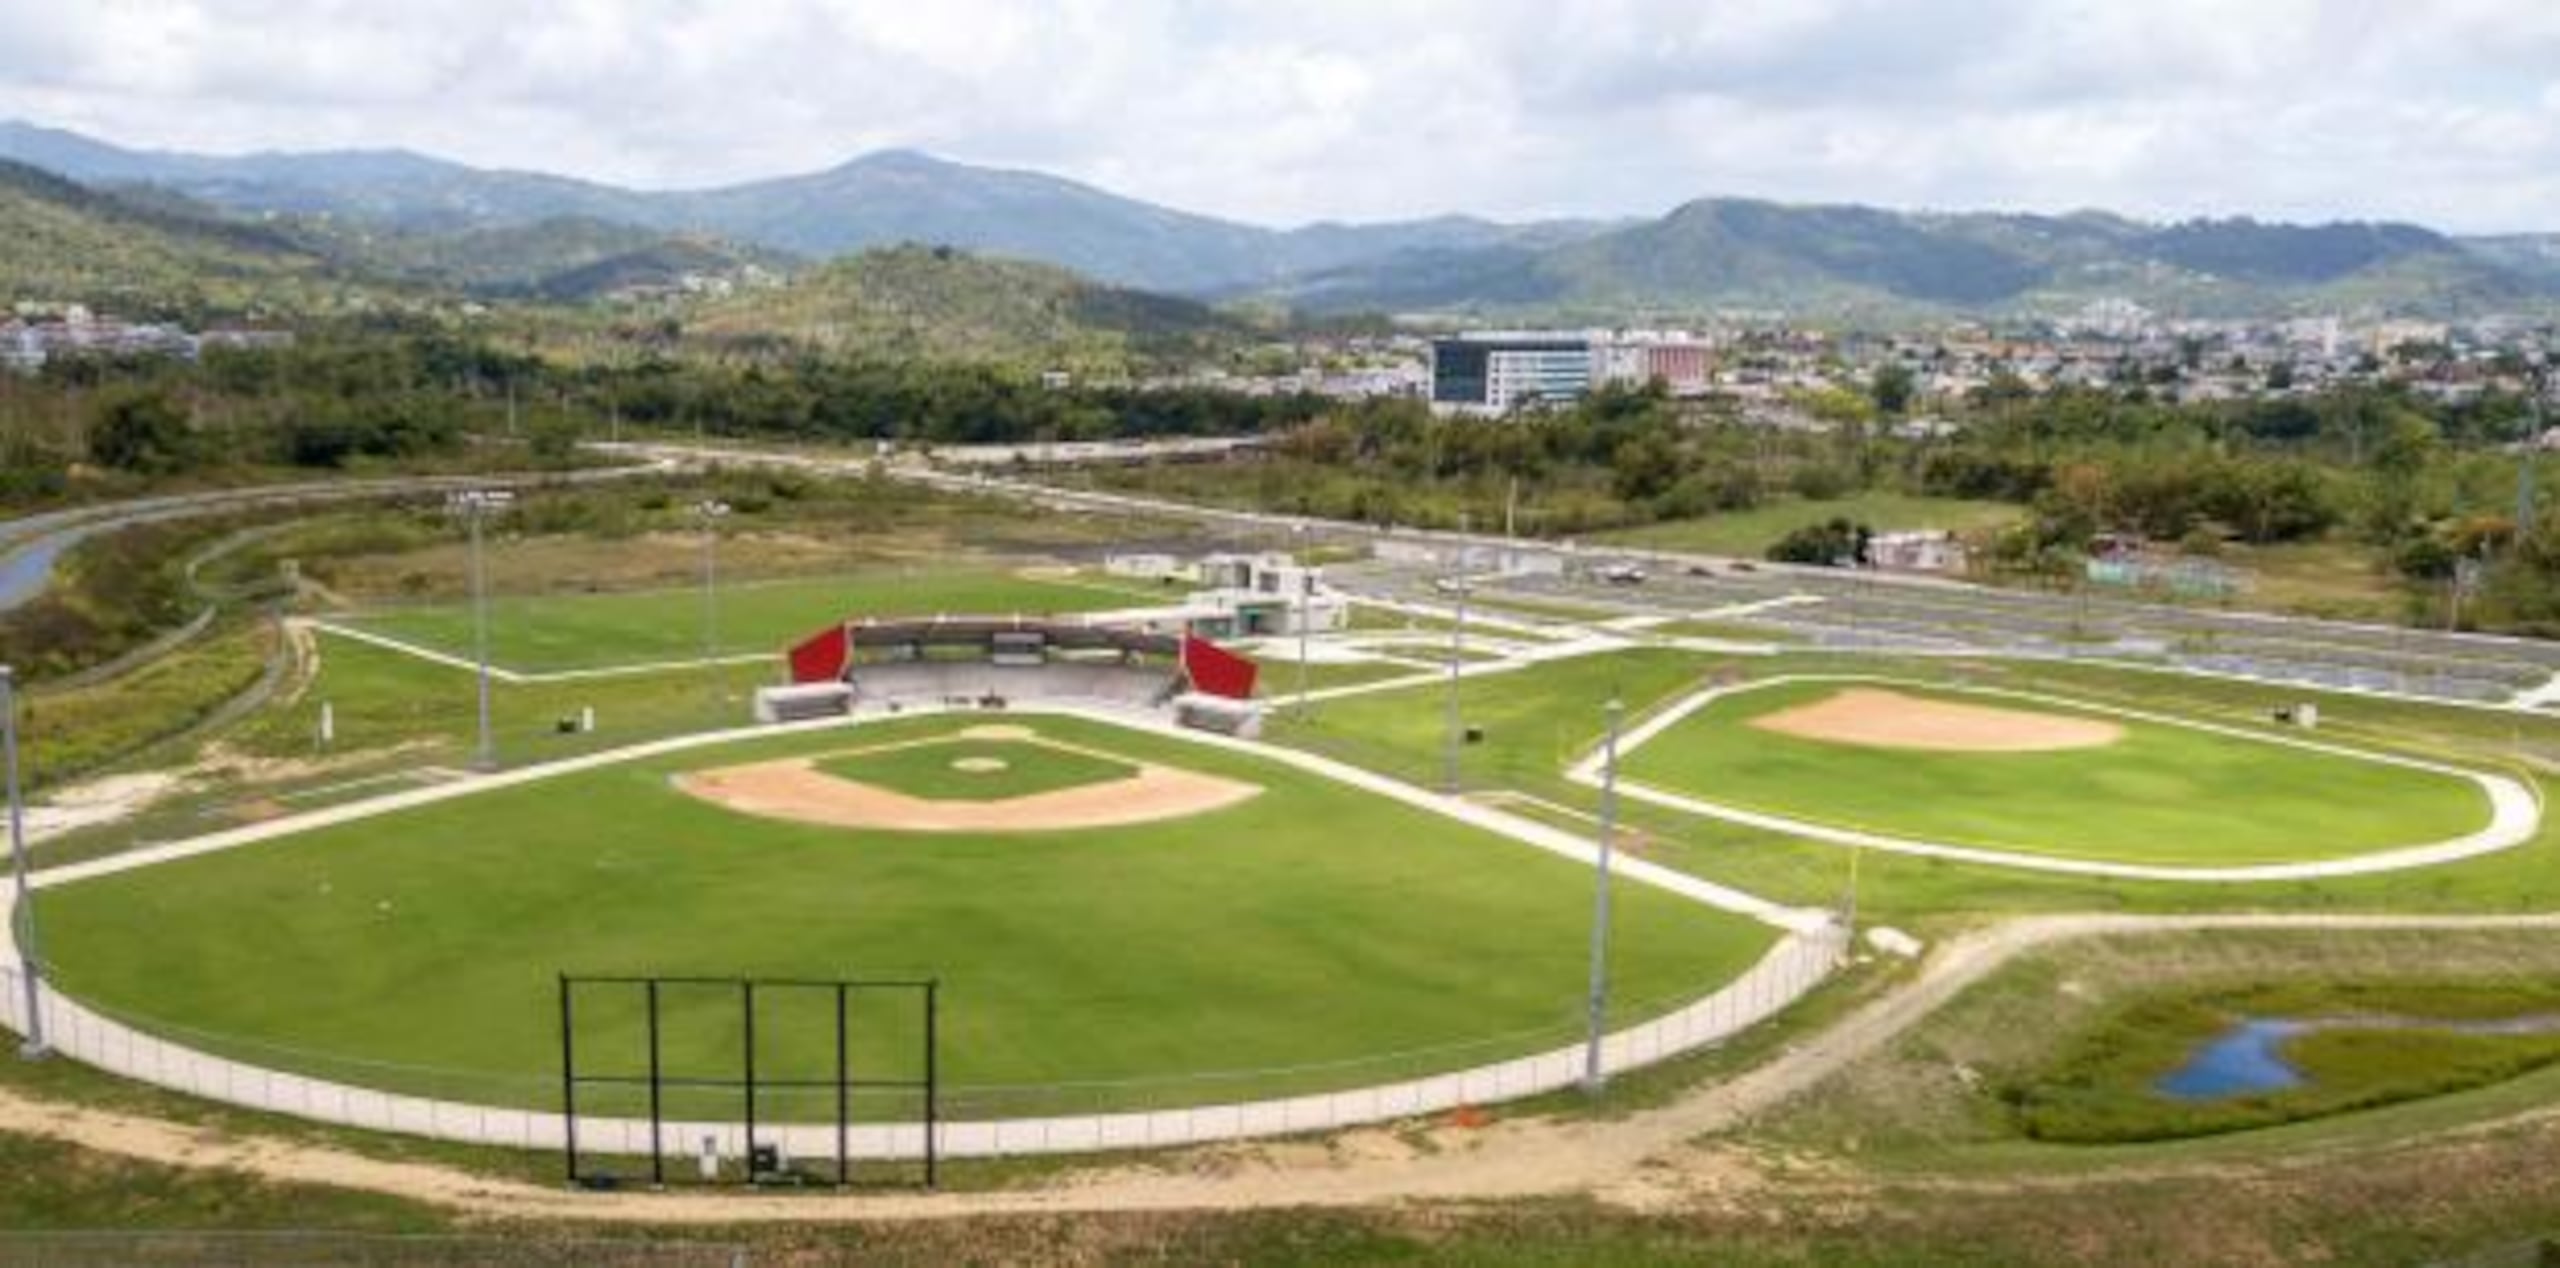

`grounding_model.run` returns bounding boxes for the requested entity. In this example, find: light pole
[1441,573,1470,794]
[1295,568,1312,715]
[447,490,513,771]
[1583,697,1623,1093]
[698,500,731,722]
[4,666,45,1058]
